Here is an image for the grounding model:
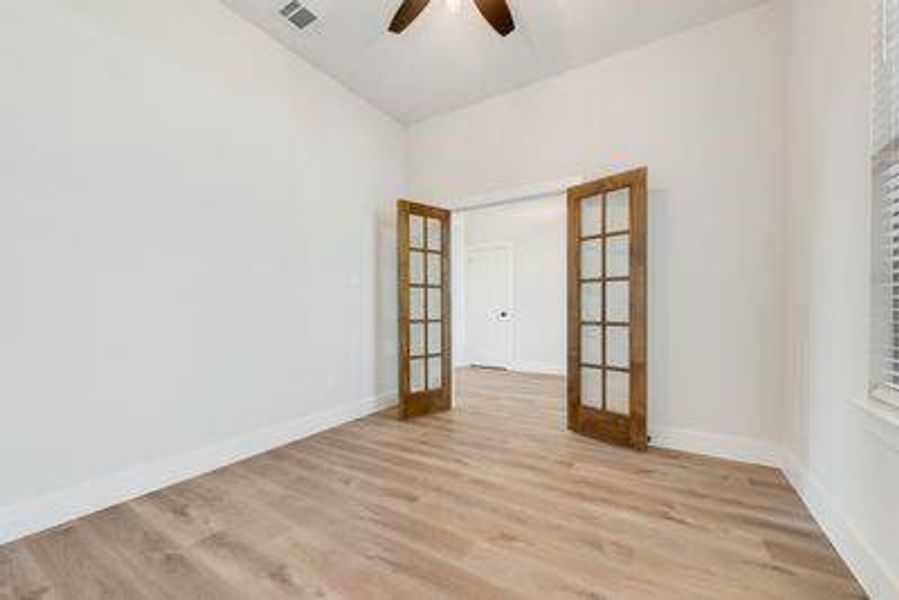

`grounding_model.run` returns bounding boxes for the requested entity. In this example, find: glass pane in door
[606,236,629,278]
[606,281,629,323]
[581,325,602,365]
[410,288,424,320]
[606,189,630,232]
[410,323,424,356]
[427,218,442,250]
[428,322,442,354]
[581,240,602,279]
[410,358,425,393]
[581,195,603,237]
[427,253,441,285]
[428,288,442,320]
[427,356,442,389]
[582,282,602,322]
[410,251,425,284]
[410,215,425,249]
[606,326,629,368]
[606,371,630,415]
[581,368,602,409]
